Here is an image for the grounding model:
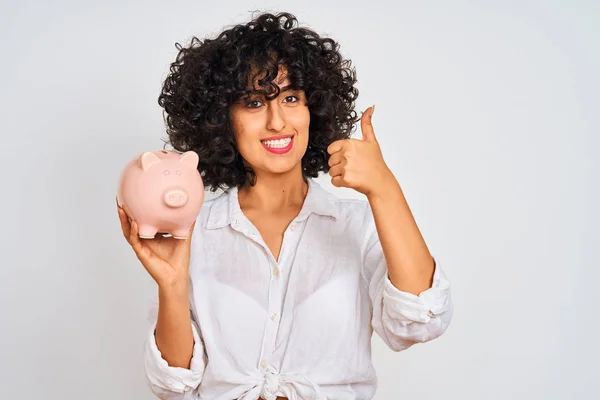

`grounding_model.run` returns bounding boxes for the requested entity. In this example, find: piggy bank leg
[172,228,190,240]
[137,224,158,239]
